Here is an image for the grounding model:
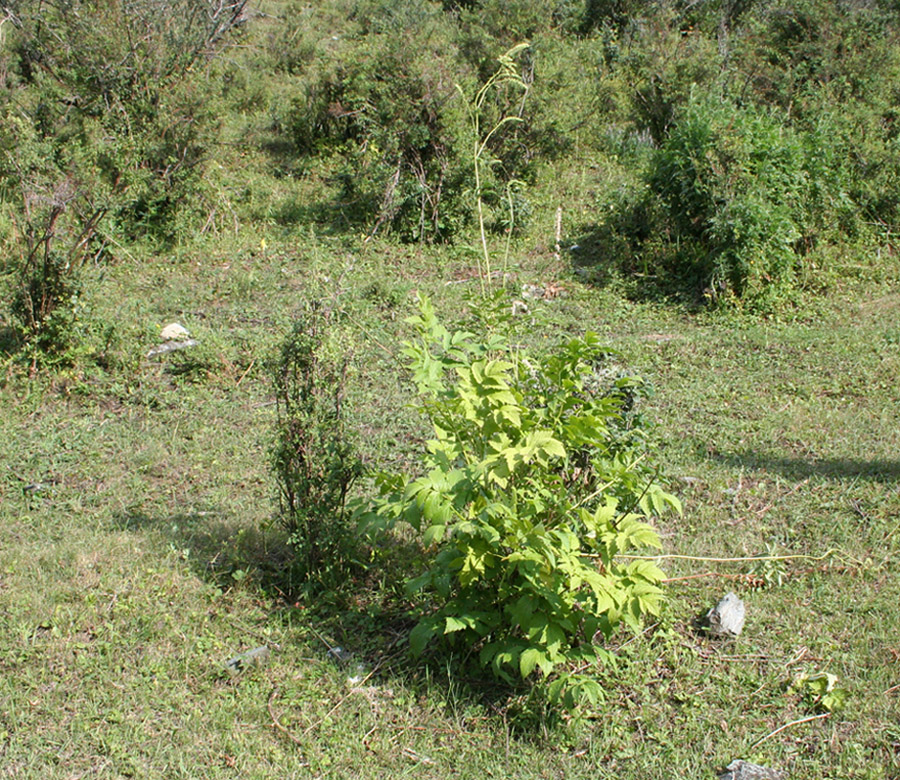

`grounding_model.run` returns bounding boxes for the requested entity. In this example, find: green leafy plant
[7,179,104,362]
[279,4,470,242]
[3,0,245,241]
[357,294,679,704]
[791,670,849,713]
[271,303,362,588]
[0,109,105,361]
